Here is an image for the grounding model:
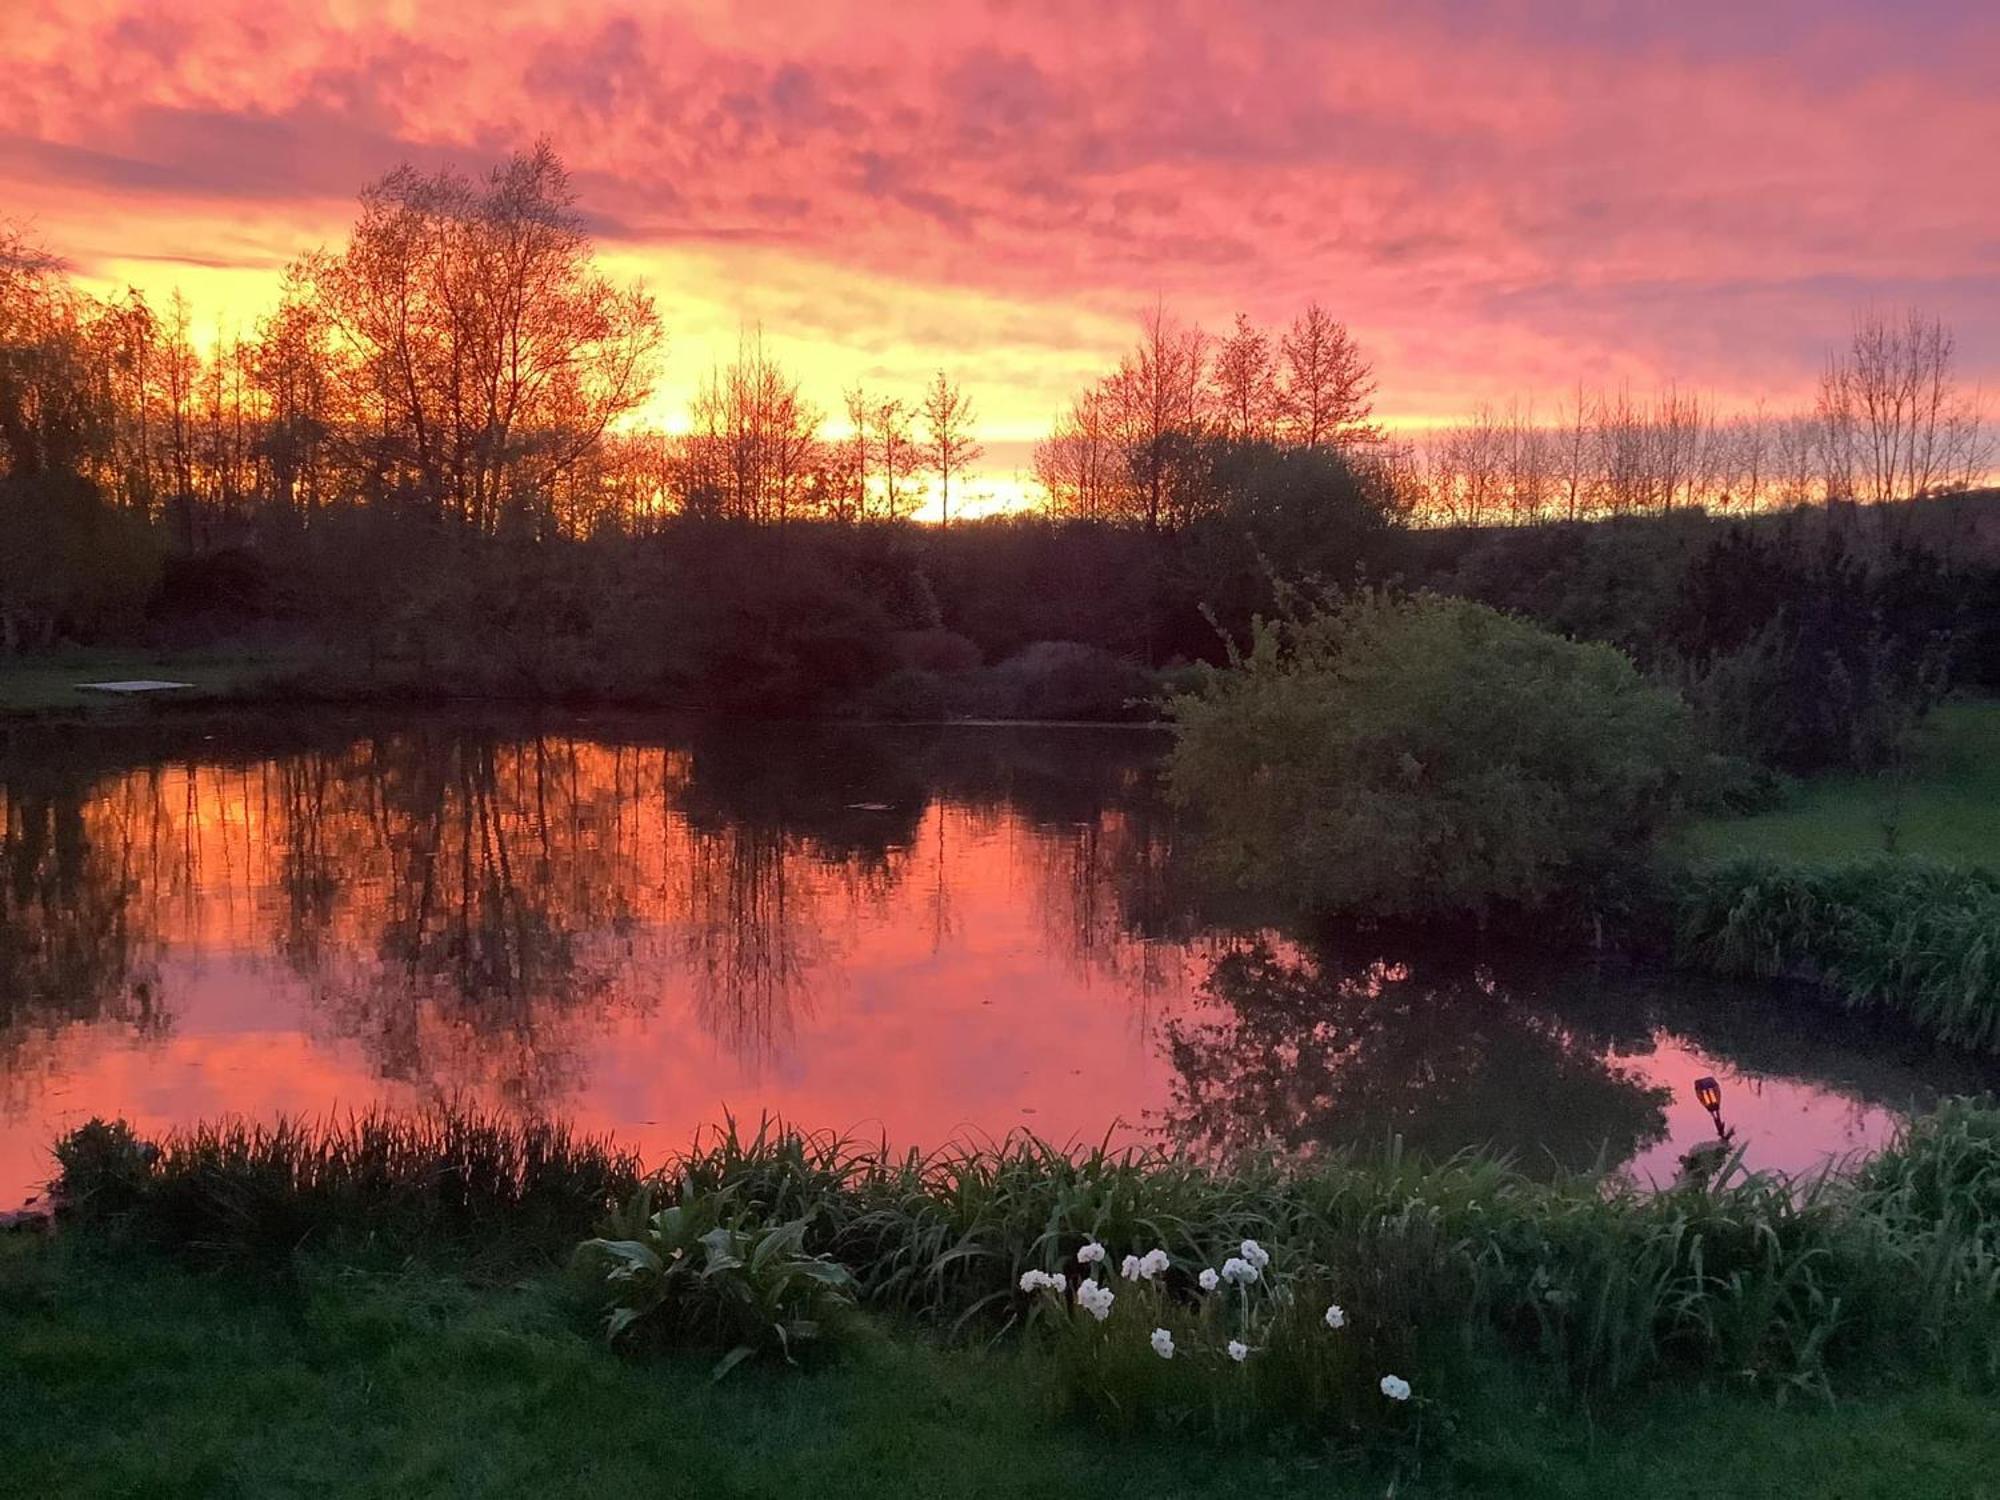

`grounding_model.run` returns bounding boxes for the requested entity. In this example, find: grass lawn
[0,643,305,717]
[3,1239,1997,1500]
[1684,696,2000,866]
